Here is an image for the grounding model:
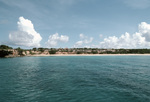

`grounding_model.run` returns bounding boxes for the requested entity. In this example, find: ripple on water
[0,56,150,102]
